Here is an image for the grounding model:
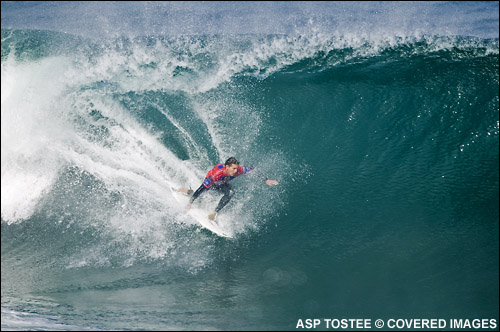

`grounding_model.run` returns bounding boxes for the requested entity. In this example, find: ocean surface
[1,2,499,331]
